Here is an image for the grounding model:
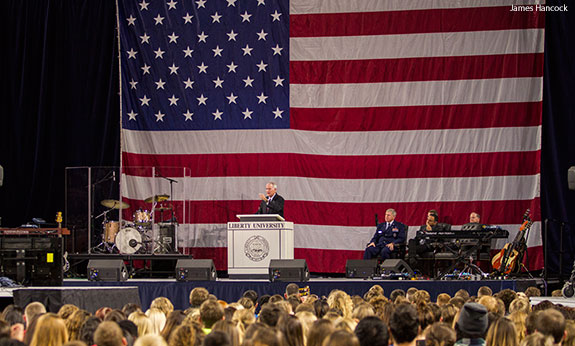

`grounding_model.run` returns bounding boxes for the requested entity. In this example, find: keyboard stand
[436,229,498,280]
